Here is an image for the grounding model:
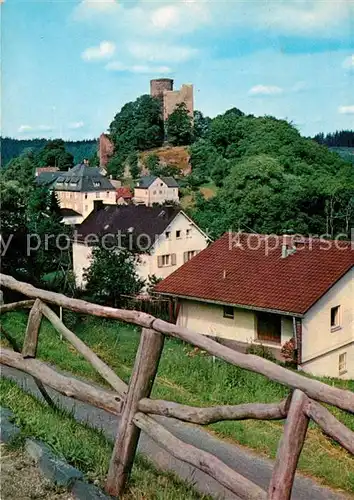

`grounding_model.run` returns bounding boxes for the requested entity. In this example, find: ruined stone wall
[150,78,174,98]
[163,84,194,121]
[98,133,114,168]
